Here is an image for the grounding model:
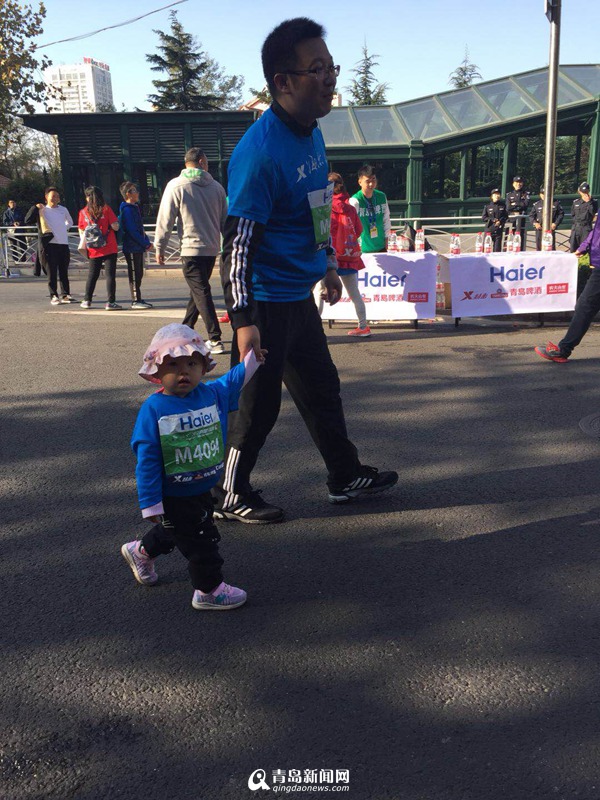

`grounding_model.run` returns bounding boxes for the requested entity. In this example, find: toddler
[121,323,262,610]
